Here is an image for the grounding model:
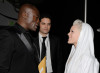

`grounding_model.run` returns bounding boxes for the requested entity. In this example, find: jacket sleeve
[56,38,63,73]
[0,30,14,73]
